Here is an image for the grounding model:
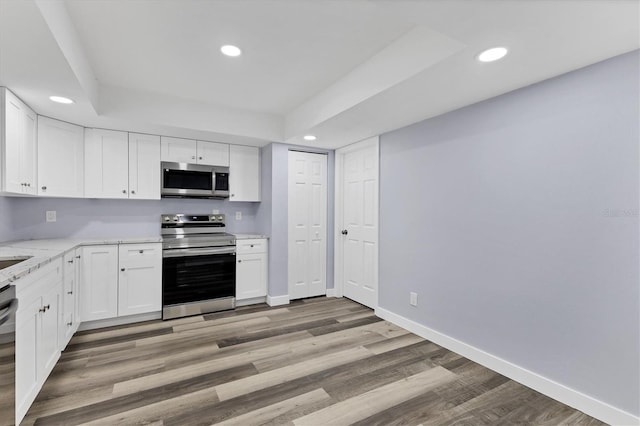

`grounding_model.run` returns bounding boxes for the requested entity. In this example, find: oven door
[162,246,236,309]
